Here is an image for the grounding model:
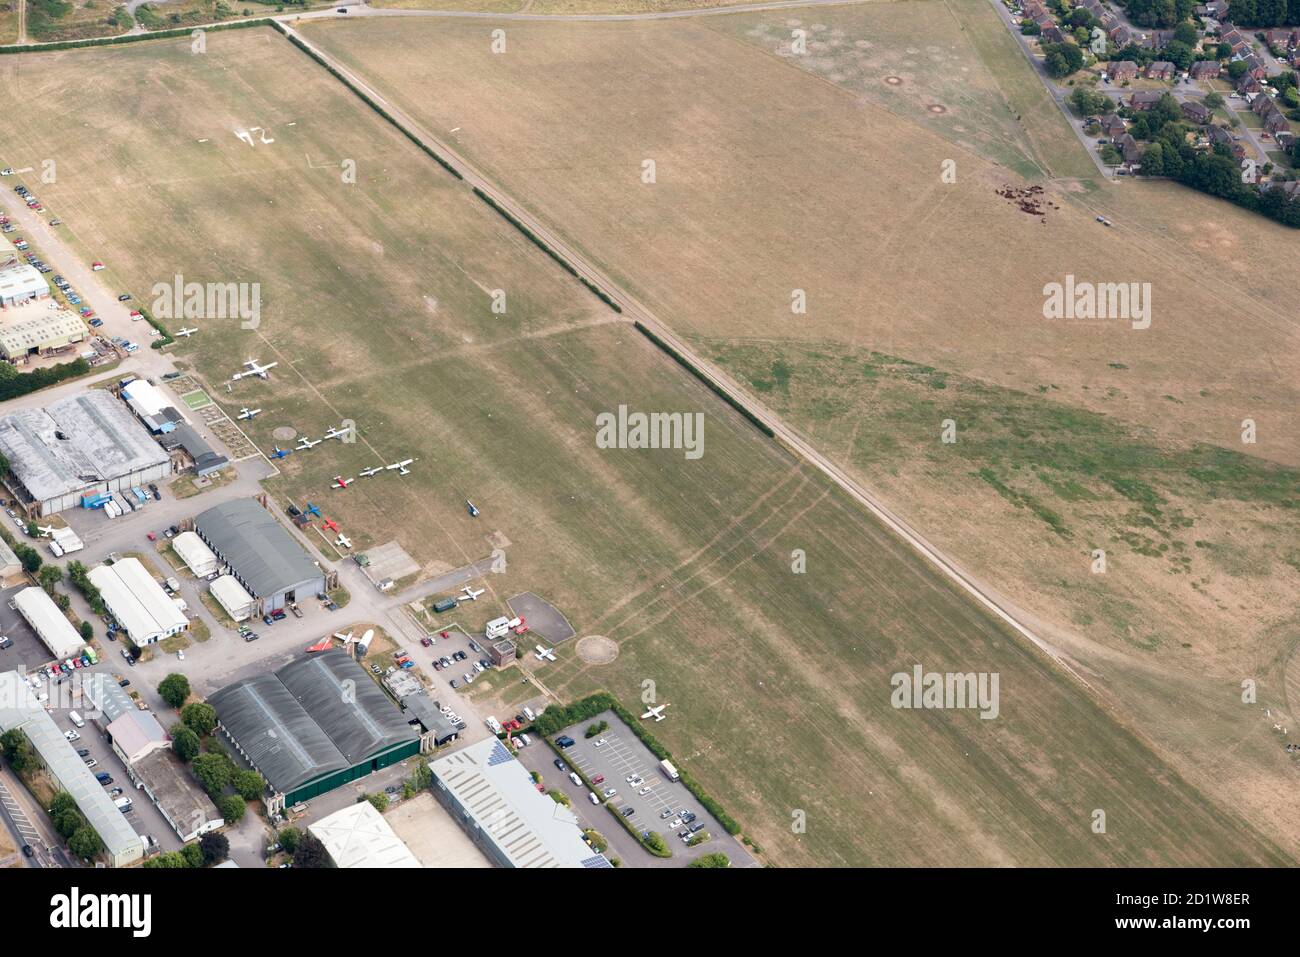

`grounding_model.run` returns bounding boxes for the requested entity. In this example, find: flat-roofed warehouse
[0,262,49,308]
[194,499,323,612]
[0,390,171,516]
[89,557,188,646]
[430,737,613,869]
[171,530,219,578]
[0,308,88,360]
[0,671,144,867]
[209,649,420,813]
[14,585,83,660]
